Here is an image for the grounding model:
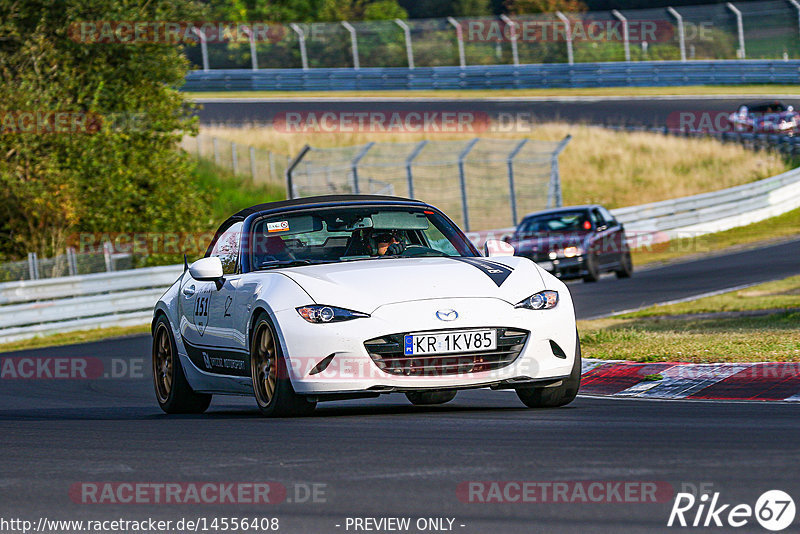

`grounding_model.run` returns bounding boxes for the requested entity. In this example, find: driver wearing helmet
[373,230,406,256]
